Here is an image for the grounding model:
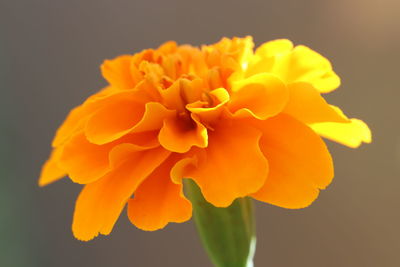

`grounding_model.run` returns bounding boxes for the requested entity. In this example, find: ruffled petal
[310,119,371,148]
[84,91,153,145]
[252,114,334,209]
[271,45,340,93]
[255,39,294,58]
[100,55,136,90]
[179,120,269,207]
[119,131,161,149]
[249,40,340,93]
[229,73,288,120]
[130,102,176,132]
[52,86,119,147]
[38,147,66,186]
[282,84,371,148]
[72,146,170,241]
[127,156,192,231]
[158,114,208,153]
[246,39,293,77]
[186,88,230,124]
[203,36,254,71]
[59,131,160,184]
[283,82,349,124]
[159,79,186,111]
[58,133,114,184]
[160,78,204,111]
[52,103,88,147]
